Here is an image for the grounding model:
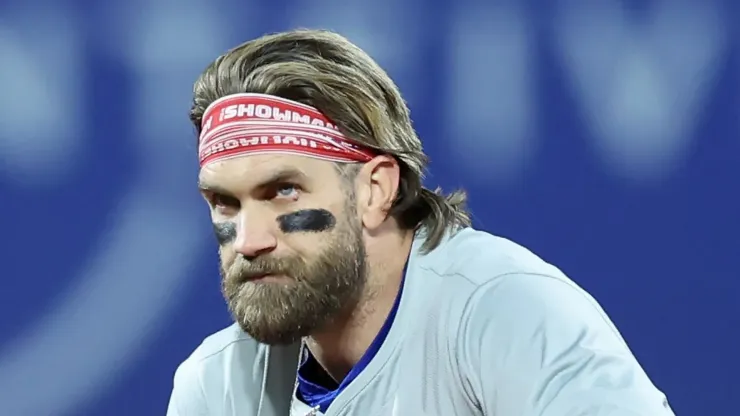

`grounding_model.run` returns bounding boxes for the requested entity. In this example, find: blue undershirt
[296,266,406,413]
